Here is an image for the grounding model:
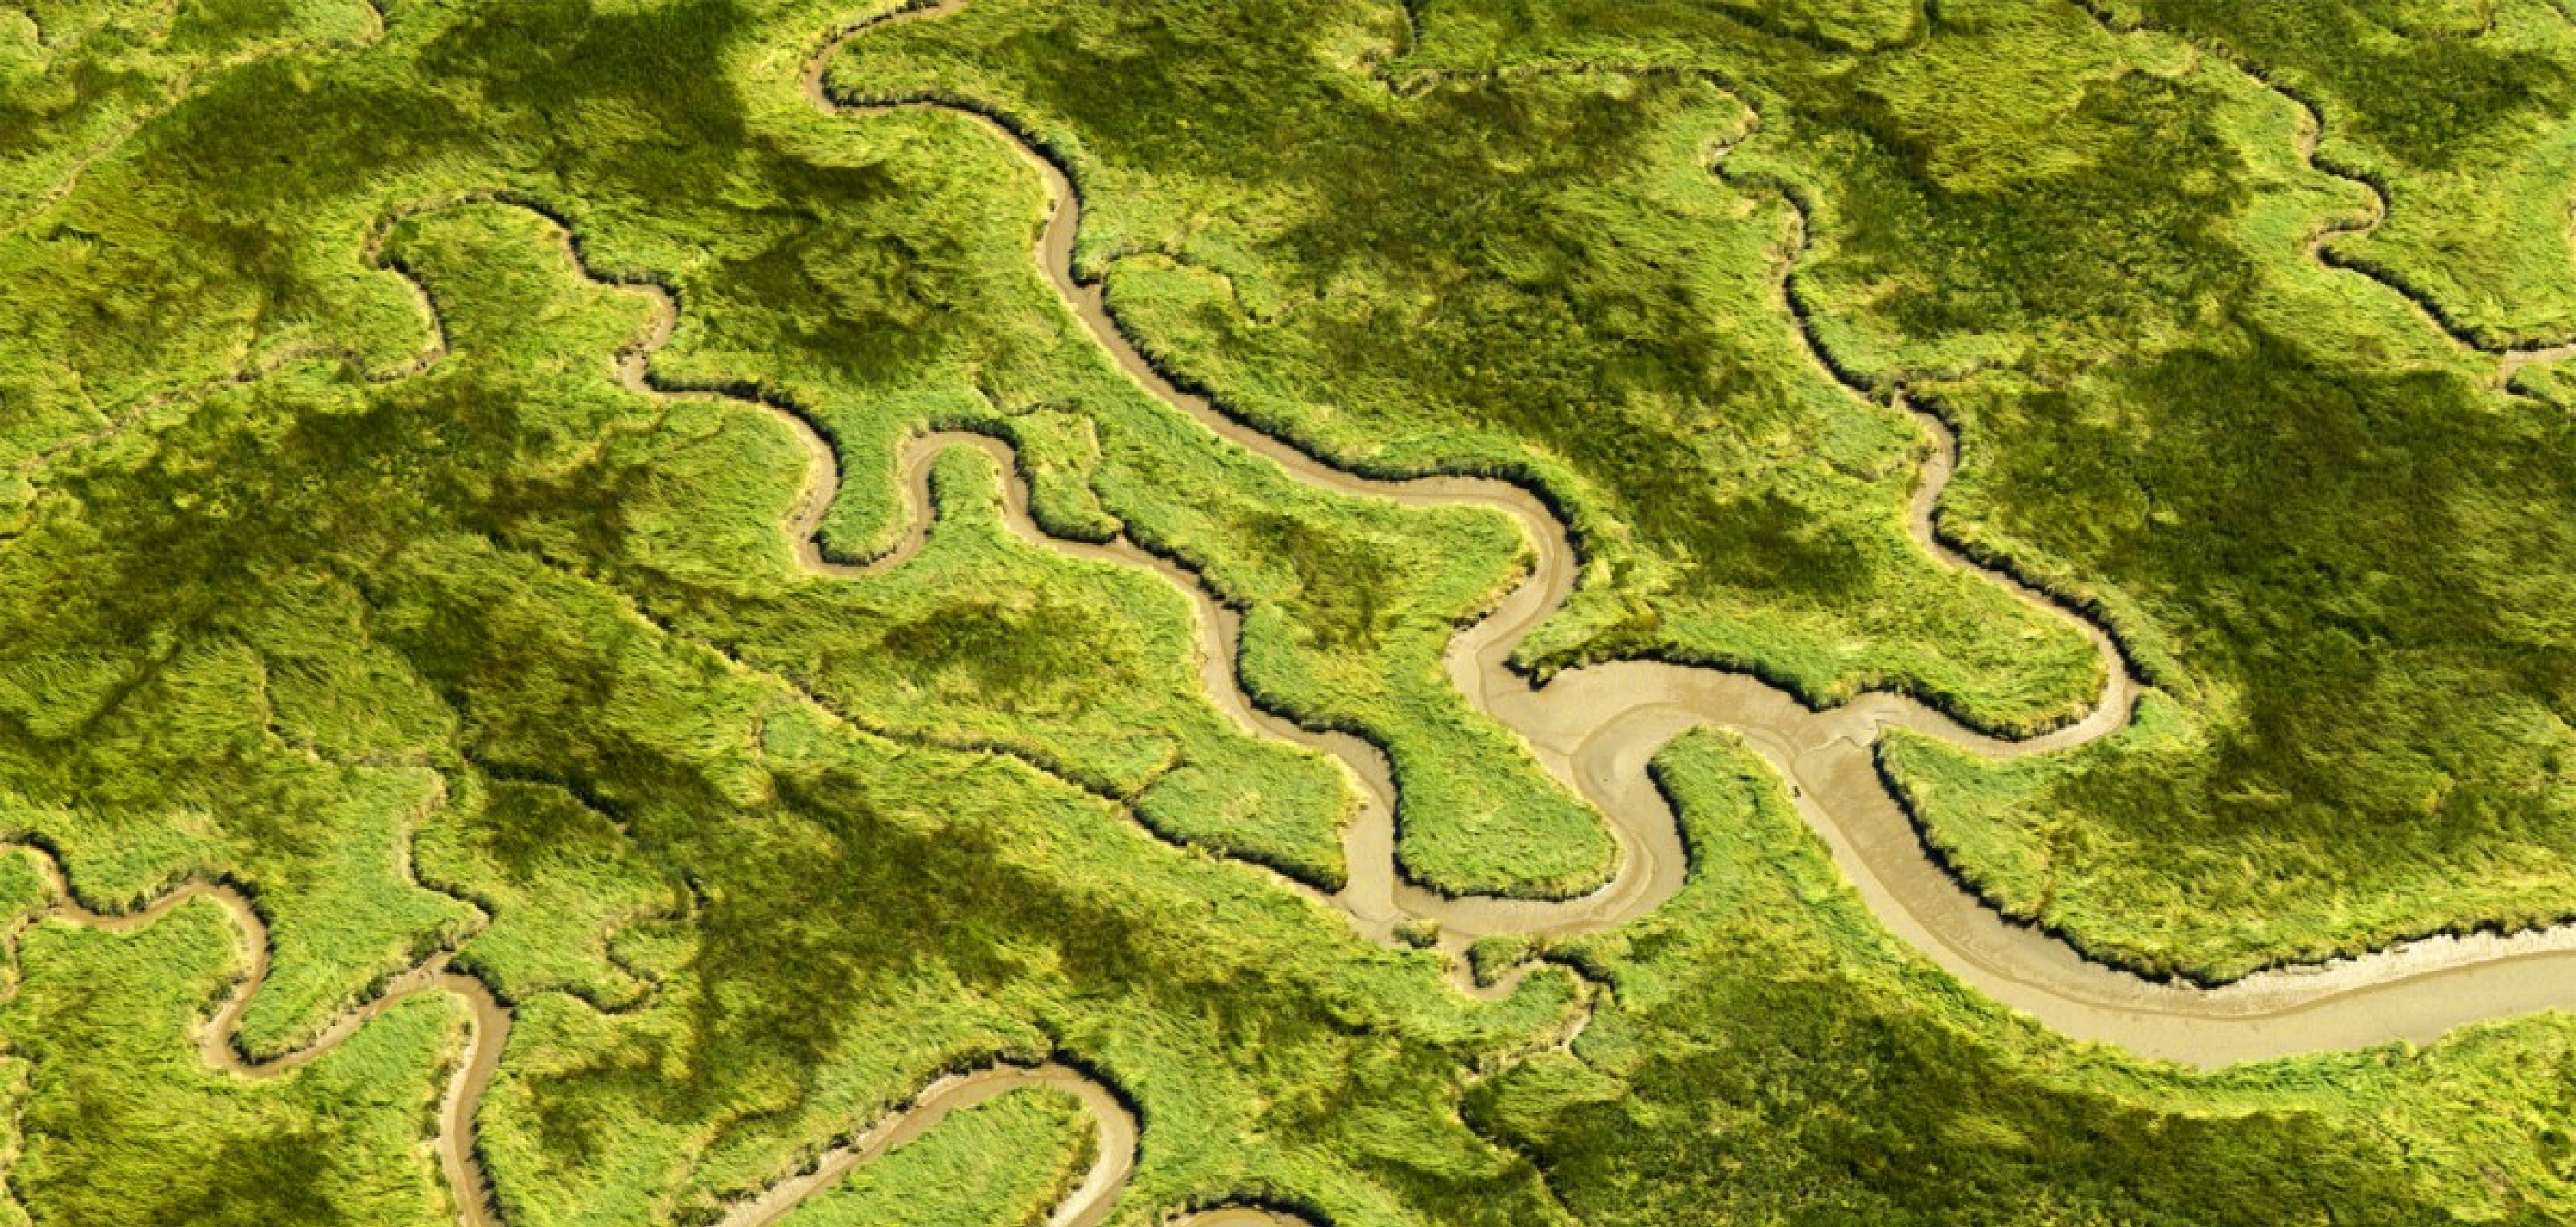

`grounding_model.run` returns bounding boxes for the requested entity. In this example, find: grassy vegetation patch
[2,901,460,1226]
[771,1087,1096,1227]
[5,0,2576,1221]
[2102,0,2576,347]
[1472,730,2576,1222]
[833,0,2108,737]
